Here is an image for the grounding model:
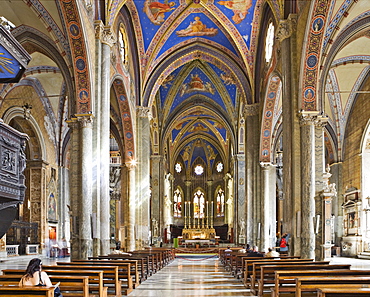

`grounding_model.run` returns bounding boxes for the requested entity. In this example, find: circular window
[194,165,204,175]
[216,162,223,172]
[175,163,182,173]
